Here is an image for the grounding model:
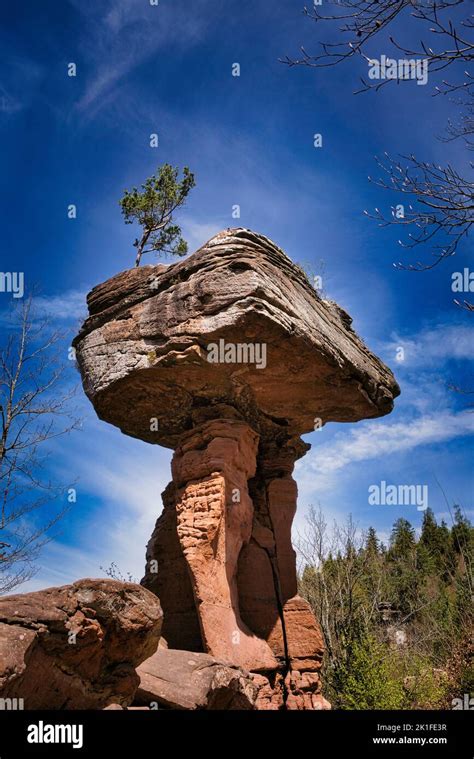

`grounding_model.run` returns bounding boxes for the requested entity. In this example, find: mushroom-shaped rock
[73,228,399,709]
